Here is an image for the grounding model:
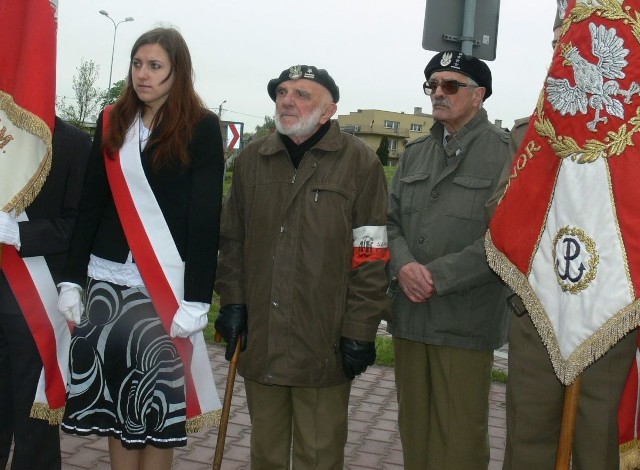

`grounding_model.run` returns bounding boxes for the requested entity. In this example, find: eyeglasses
[423,79,477,96]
